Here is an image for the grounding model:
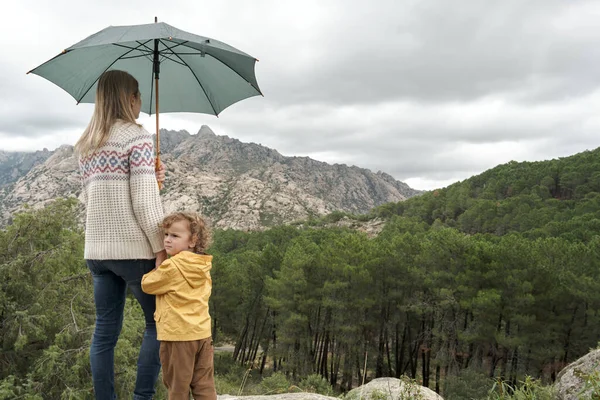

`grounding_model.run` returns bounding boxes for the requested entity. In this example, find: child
[141,212,217,400]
